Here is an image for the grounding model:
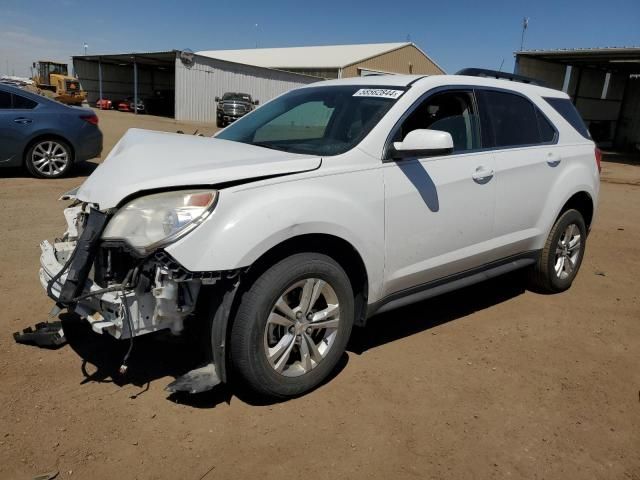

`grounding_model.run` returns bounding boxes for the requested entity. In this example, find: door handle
[472,166,494,184]
[13,118,32,125]
[546,152,561,167]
